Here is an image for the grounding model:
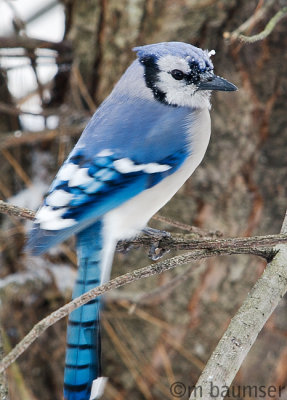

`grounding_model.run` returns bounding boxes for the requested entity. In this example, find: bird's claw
[142,227,171,239]
[148,241,170,260]
[116,241,134,254]
[143,227,171,260]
